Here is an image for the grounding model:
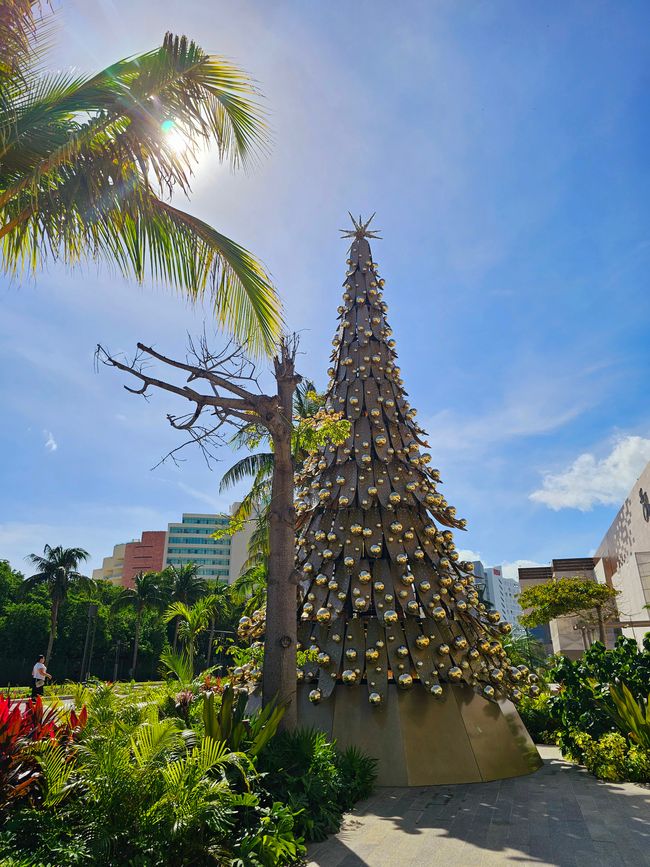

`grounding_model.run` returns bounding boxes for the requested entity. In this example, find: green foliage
[335,746,378,810]
[550,635,650,759]
[0,602,49,658]
[202,686,284,757]
[567,730,650,783]
[518,577,618,629]
[608,682,650,749]
[160,646,194,685]
[0,10,281,354]
[259,728,376,842]
[516,692,559,744]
